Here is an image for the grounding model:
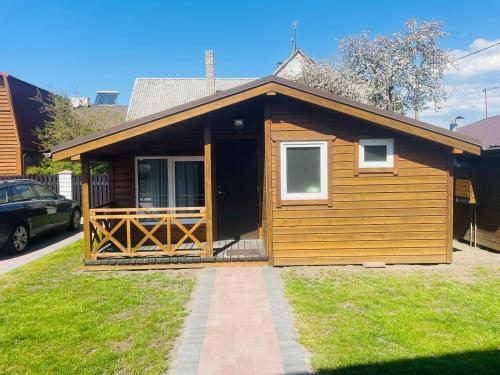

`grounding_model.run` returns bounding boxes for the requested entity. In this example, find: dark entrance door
[216,139,259,240]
